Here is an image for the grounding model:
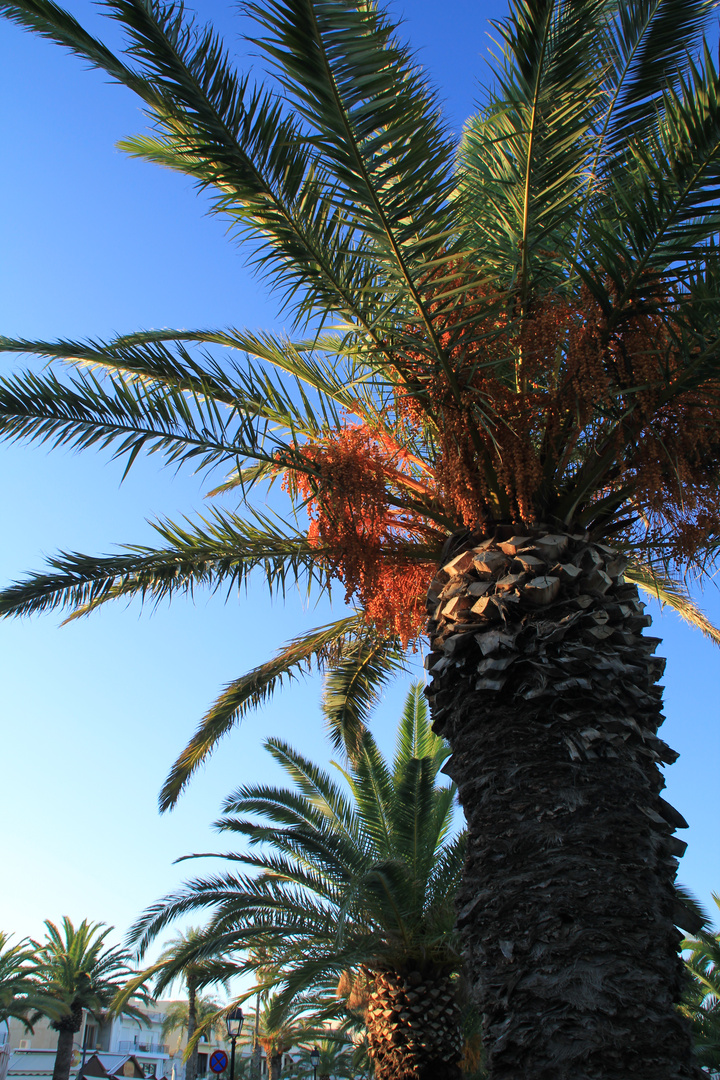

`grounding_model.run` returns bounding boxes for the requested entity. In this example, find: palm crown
[1,0,720,807]
[29,918,147,1031]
